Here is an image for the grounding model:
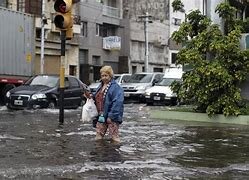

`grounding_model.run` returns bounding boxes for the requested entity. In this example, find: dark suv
[5,74,88,109]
